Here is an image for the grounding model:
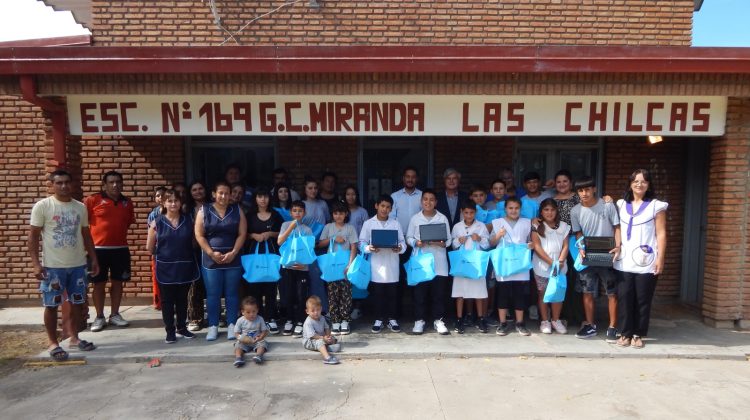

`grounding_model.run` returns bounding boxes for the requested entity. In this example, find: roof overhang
[1,45,750,75]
